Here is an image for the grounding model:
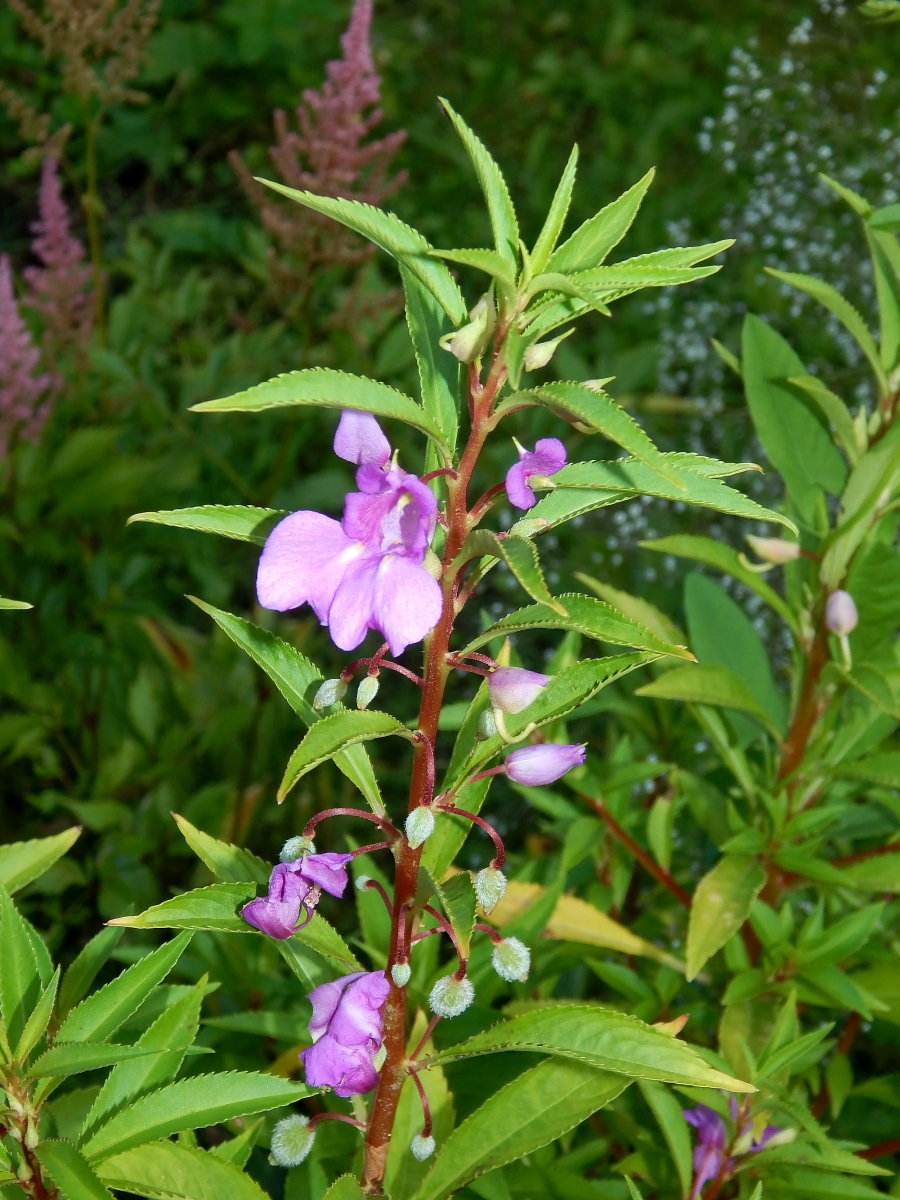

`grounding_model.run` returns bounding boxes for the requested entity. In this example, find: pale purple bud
[488,666,550,714]
[492,937,530,982]
[269,1115,315,1166]
[440,295,495,363]
[523,330,569,372]
[825,589,858,636]
[405,806,435,849]
[505,742,586,786]
[746,535,801,565]
[429,974,475,1018]
[334,409,391,467]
